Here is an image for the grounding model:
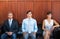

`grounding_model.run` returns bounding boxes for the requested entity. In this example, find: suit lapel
[7,20,10,29]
